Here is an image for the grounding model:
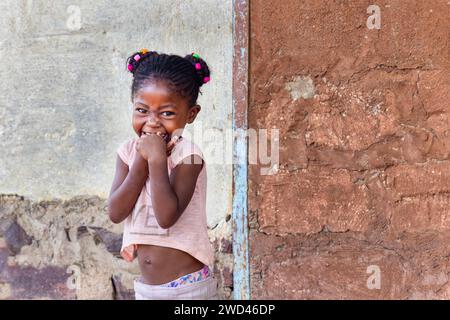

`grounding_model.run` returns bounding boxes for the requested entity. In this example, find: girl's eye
[161,111,175,117]
[136,108,147,113]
